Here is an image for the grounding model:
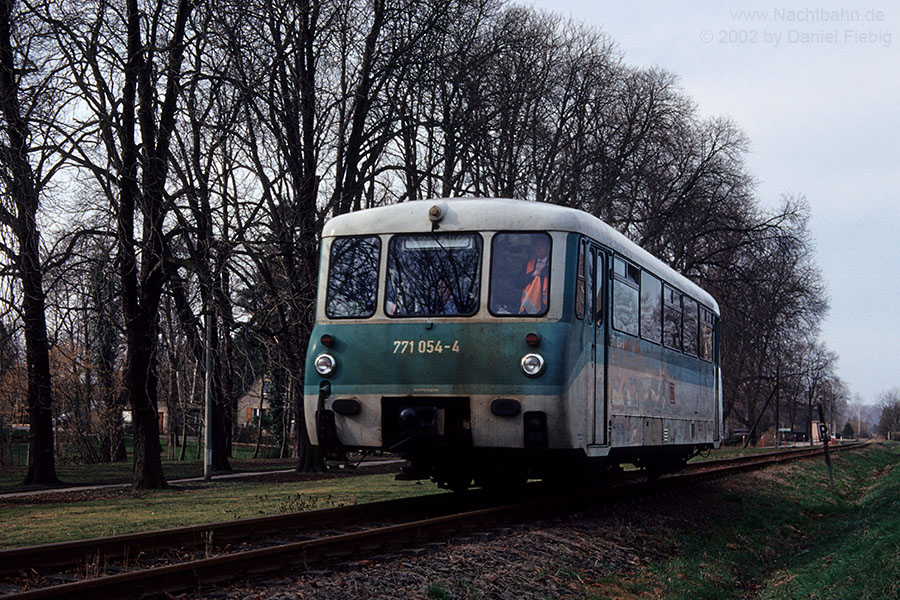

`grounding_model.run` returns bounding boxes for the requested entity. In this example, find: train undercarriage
[319,406,708,492]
